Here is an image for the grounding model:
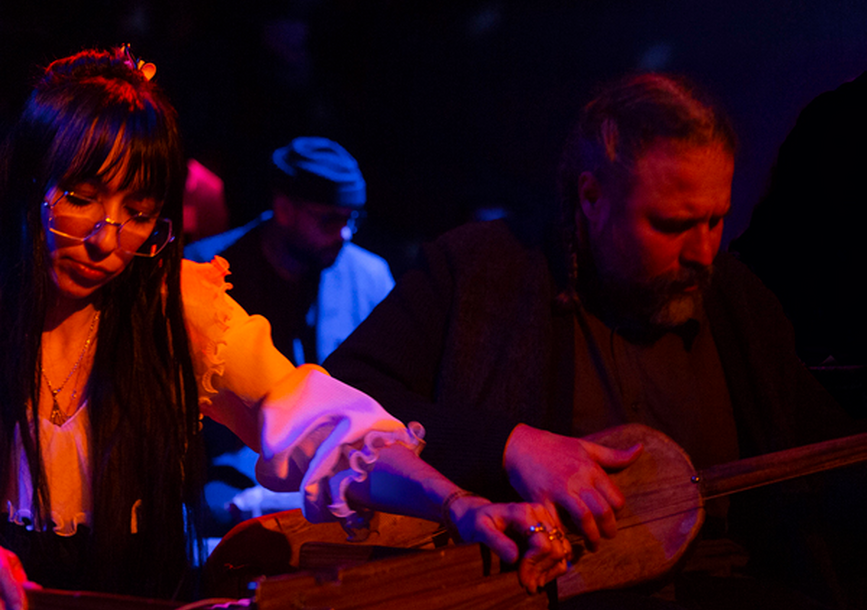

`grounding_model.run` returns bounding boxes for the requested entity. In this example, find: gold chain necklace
[41,310,100,426]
